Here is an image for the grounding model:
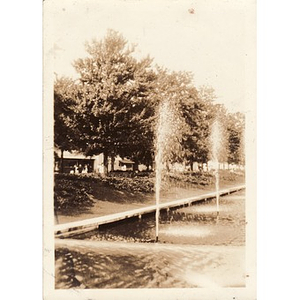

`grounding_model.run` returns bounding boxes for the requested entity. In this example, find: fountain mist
[210,119,222,215]
[154,99,177,242]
